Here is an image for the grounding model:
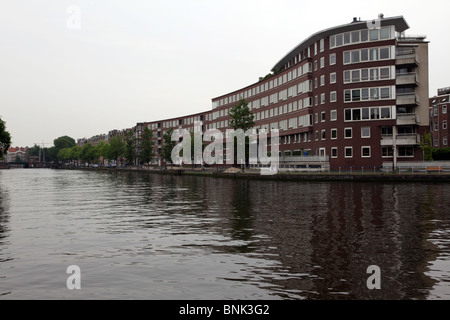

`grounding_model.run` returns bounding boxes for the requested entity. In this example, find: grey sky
[1,0,449,147]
